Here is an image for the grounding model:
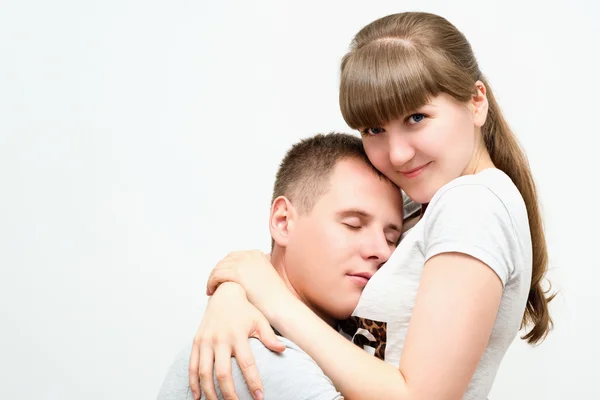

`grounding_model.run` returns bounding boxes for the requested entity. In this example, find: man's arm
[157,337,343,400]
[157,345,195,400]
